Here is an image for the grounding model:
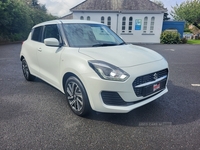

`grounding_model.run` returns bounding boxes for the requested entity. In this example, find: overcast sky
[39,0,185,17]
